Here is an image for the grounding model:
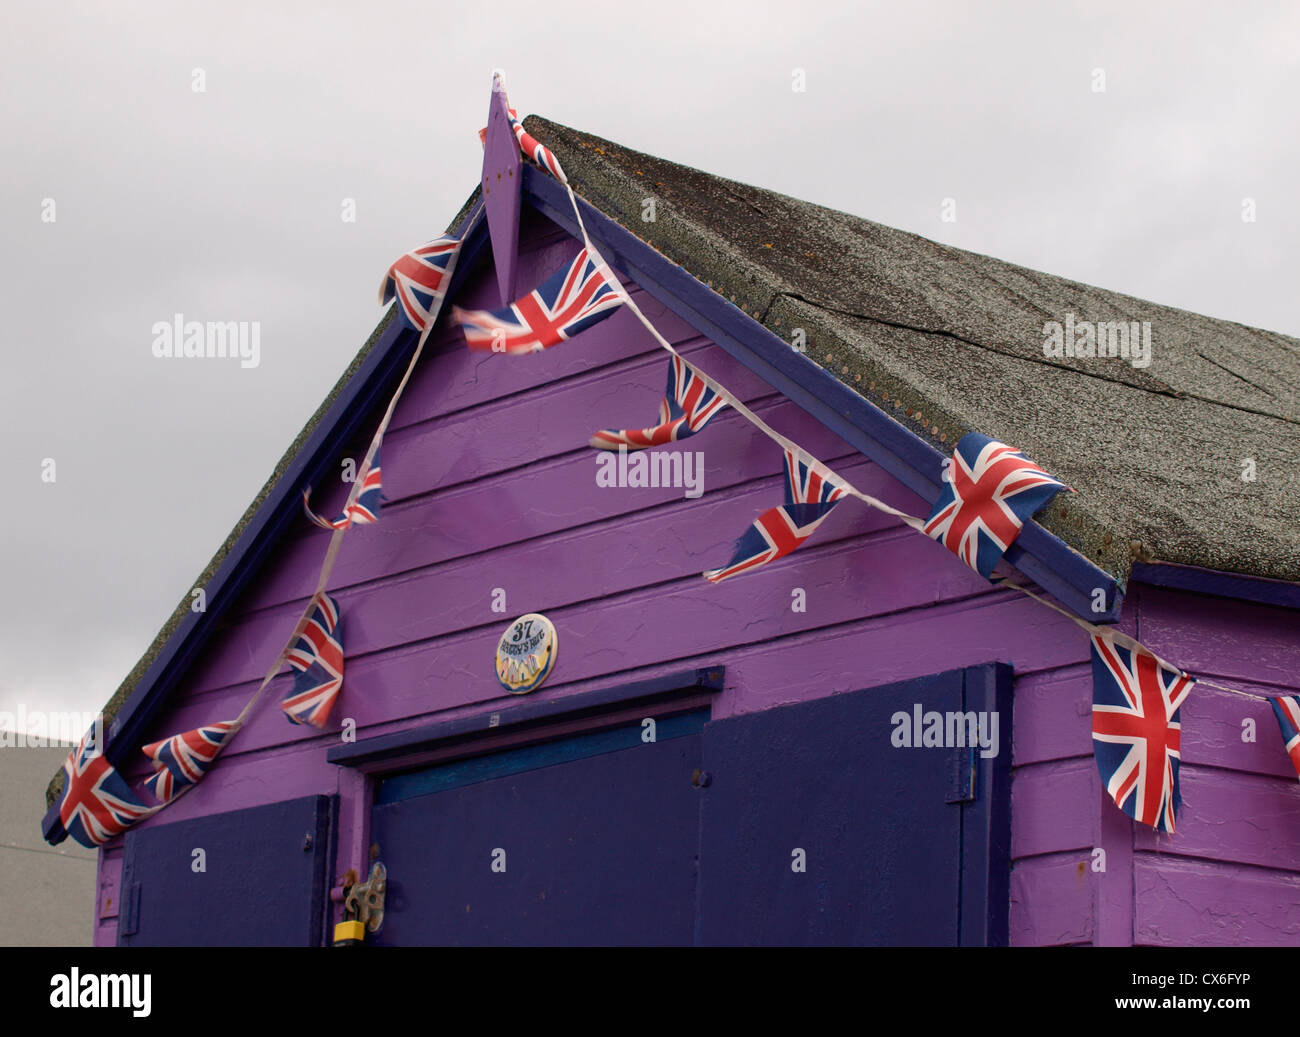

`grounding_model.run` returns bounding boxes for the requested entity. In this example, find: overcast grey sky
[2,1,1297,734]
